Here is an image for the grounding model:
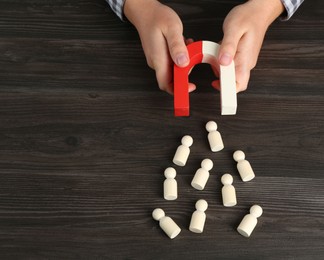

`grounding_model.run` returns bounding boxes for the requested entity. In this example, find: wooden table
[0,0,323,259]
